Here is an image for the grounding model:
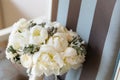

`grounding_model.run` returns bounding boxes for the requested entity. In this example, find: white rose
[29,26,48,45]
[20,54,33,68]
[47,33,68,52]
